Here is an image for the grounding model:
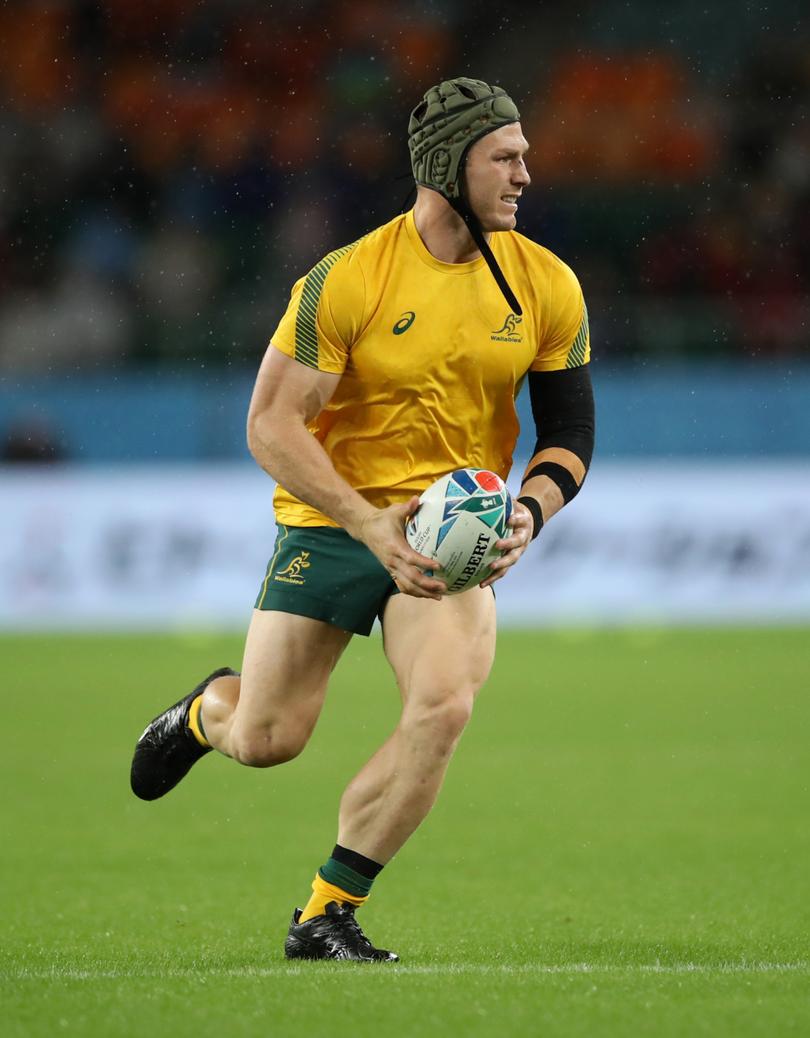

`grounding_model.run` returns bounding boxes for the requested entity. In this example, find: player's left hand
[479,500,534,588]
